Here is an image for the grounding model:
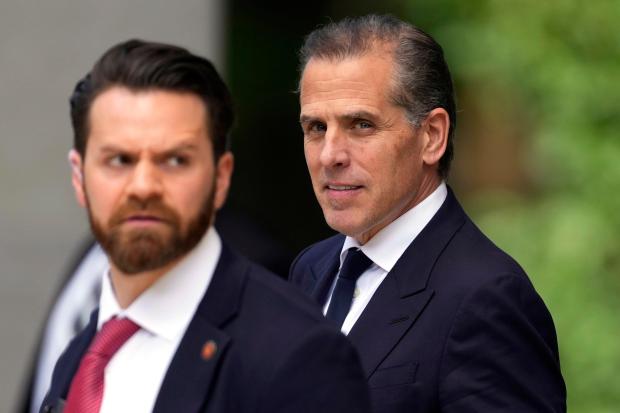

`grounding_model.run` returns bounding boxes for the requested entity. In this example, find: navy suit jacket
[290,189,566,412]
[41,244,370,413]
